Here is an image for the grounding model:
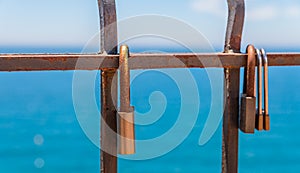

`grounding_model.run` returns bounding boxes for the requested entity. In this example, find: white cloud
[247,6,278,21]
[285,6,300,18]
[190,0,226,17]
[247,4,300,21]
